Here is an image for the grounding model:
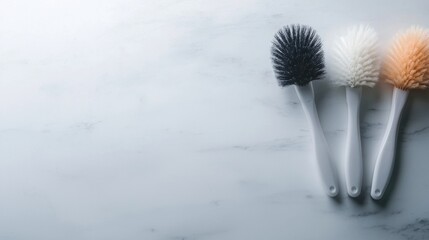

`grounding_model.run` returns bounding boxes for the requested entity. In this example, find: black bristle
[271,24,325,87]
